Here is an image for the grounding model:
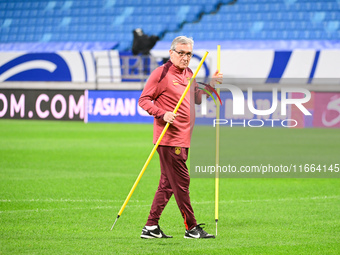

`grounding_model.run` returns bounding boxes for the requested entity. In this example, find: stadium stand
[0,0,339,51]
